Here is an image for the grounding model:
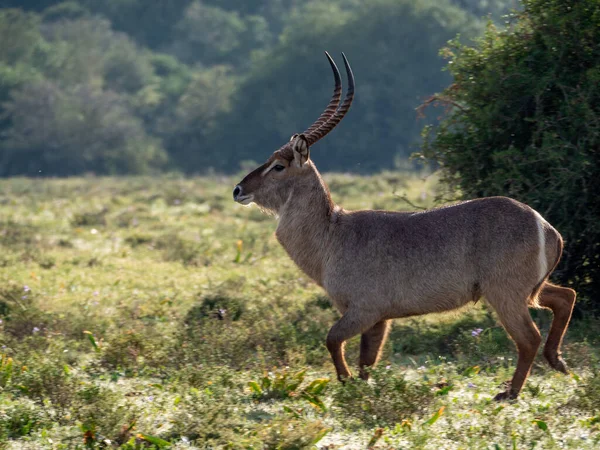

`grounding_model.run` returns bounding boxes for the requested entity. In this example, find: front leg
[359,319,391,380]
[326,309,380,381]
